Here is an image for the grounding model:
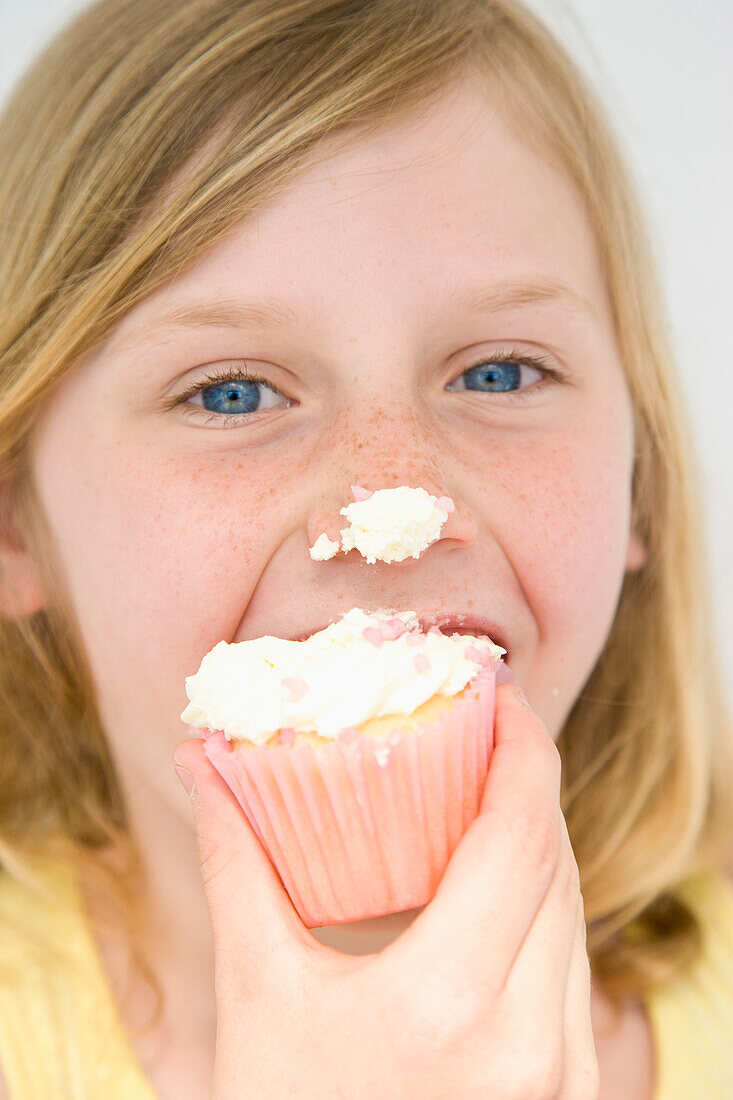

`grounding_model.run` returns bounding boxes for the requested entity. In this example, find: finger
[559,895,599,1100]
[173,738,312,979]
[394,683,563,990]
[501,812,580,1021]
